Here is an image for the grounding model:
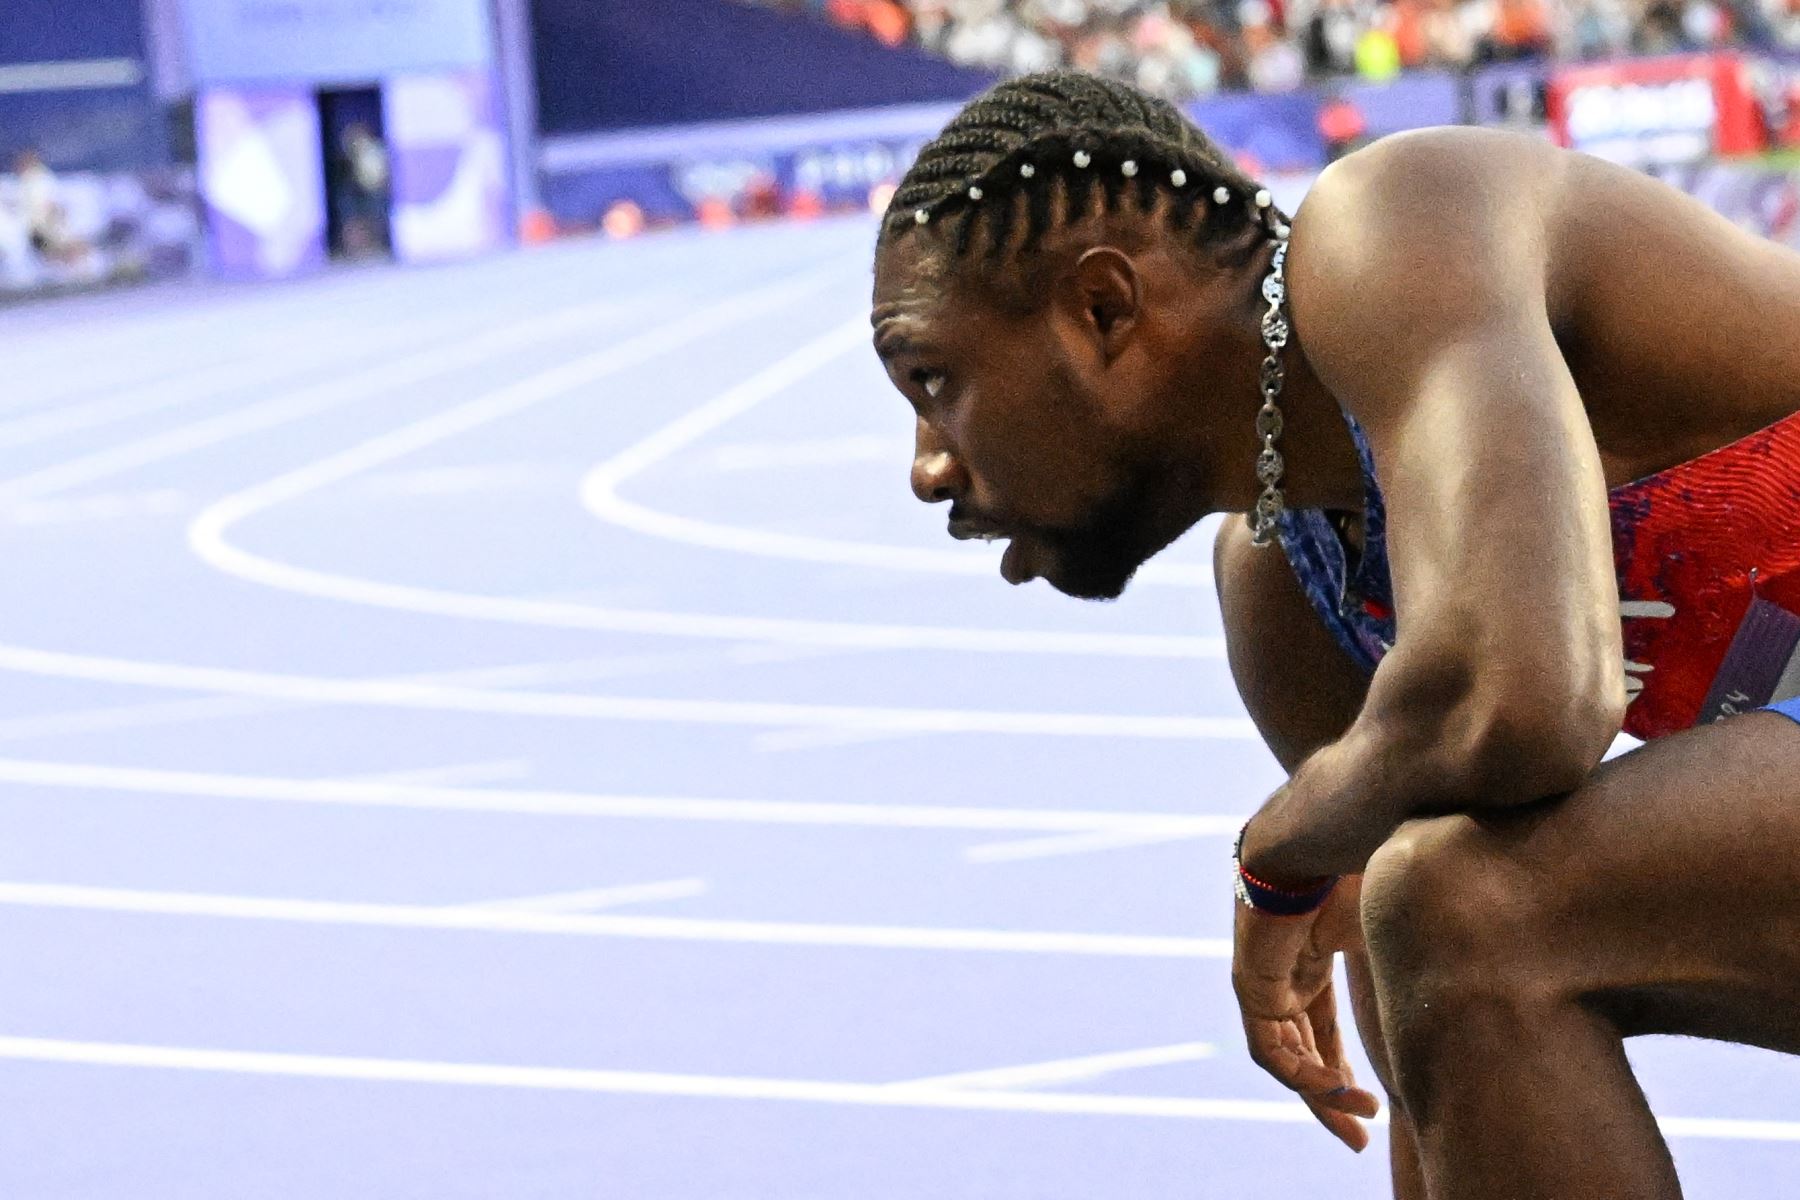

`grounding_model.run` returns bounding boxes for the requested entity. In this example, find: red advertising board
[1547,53,1765,166]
